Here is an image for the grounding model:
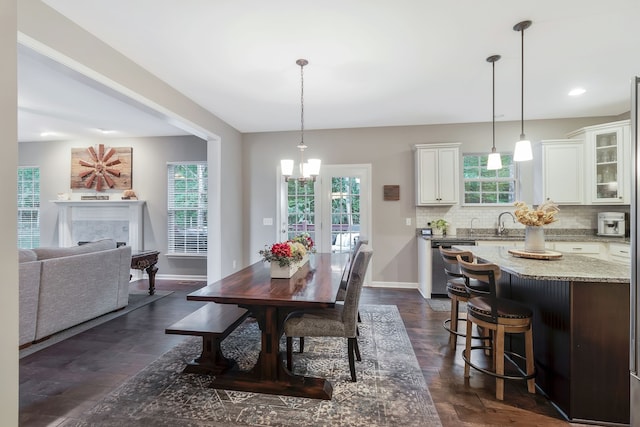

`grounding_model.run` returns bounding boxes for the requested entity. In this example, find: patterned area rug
[72,304,441,426]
